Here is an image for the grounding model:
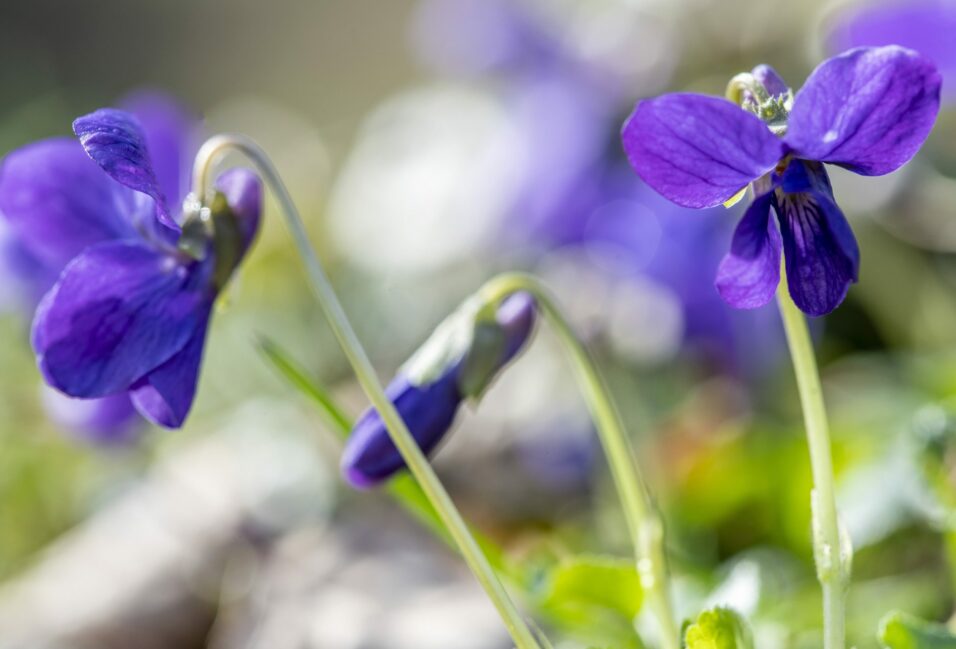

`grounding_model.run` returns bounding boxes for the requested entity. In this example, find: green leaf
[684,607,754,649]
[539,554,643,644]
[909,407,956,527]
[257,337,353,436]
[879,611,956,649]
